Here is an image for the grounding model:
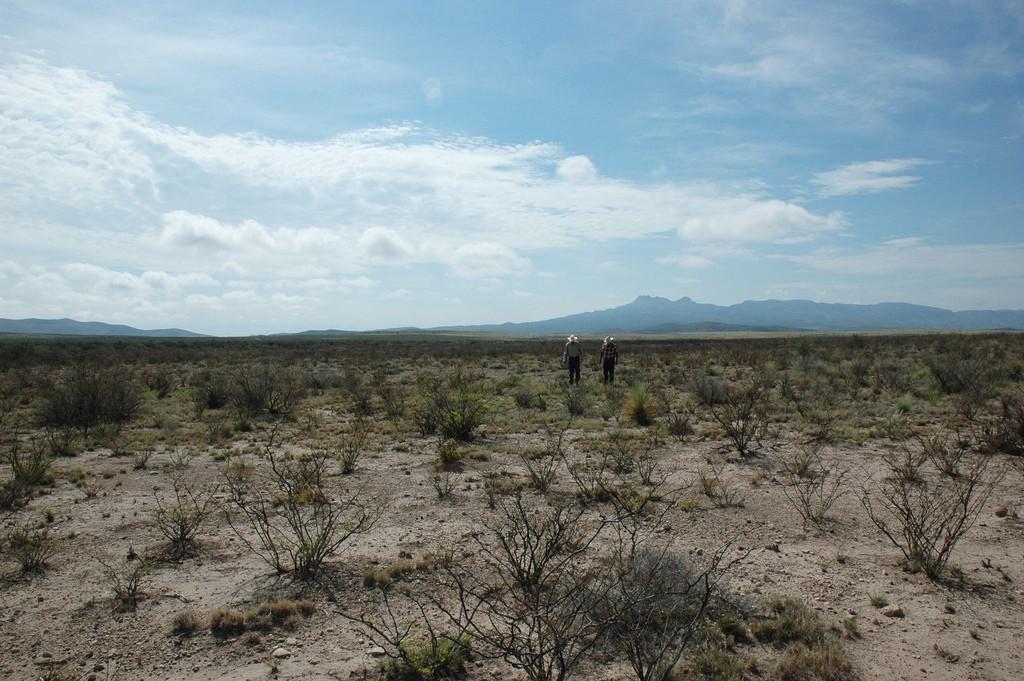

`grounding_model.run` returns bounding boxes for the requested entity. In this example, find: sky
[1,1,1022,335]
